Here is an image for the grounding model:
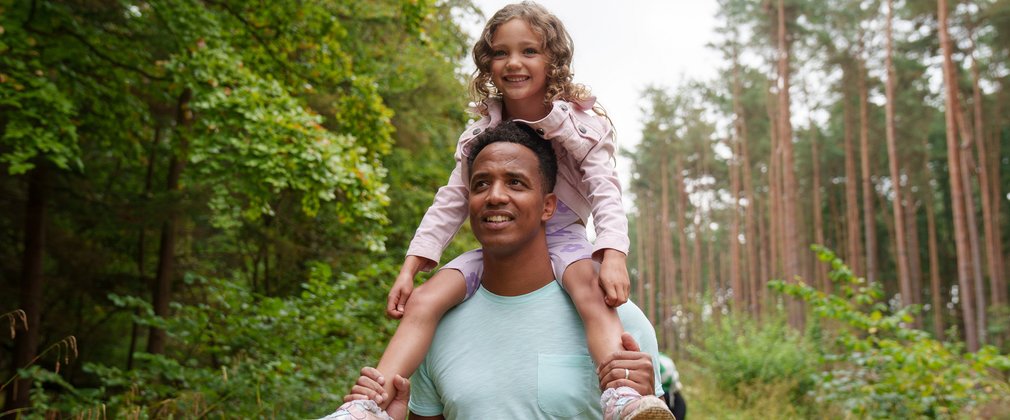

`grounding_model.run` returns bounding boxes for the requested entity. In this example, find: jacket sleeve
[405,142,471,270]
[535,101,630,257]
